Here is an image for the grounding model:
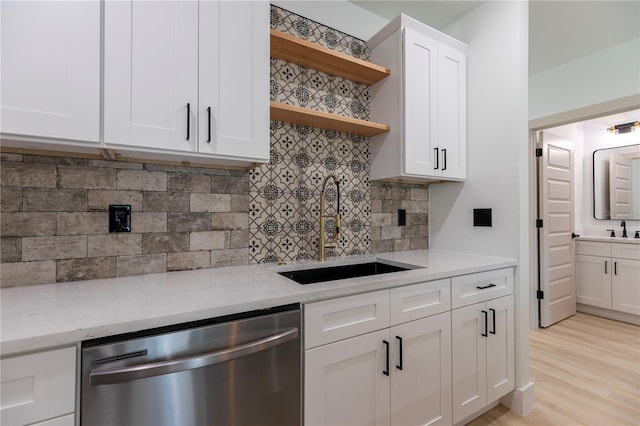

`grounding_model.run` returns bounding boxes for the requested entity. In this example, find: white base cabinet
[0,347,76,426]
[576,240,640,316]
